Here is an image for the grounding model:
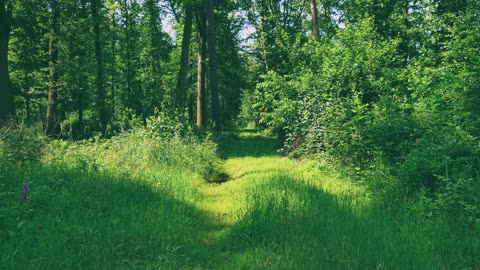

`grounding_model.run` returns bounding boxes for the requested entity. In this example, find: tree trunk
[176,4,193,111]
[110,7,116,120]
[146,0,163,103]
[196,8,207,129]
[0,0,15,126]
[45,0,61,136]
[122,0,132,109]
[258,0,269,71]
[310,0,319,41]
[206,0,221,131]
[91,0,107,132]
